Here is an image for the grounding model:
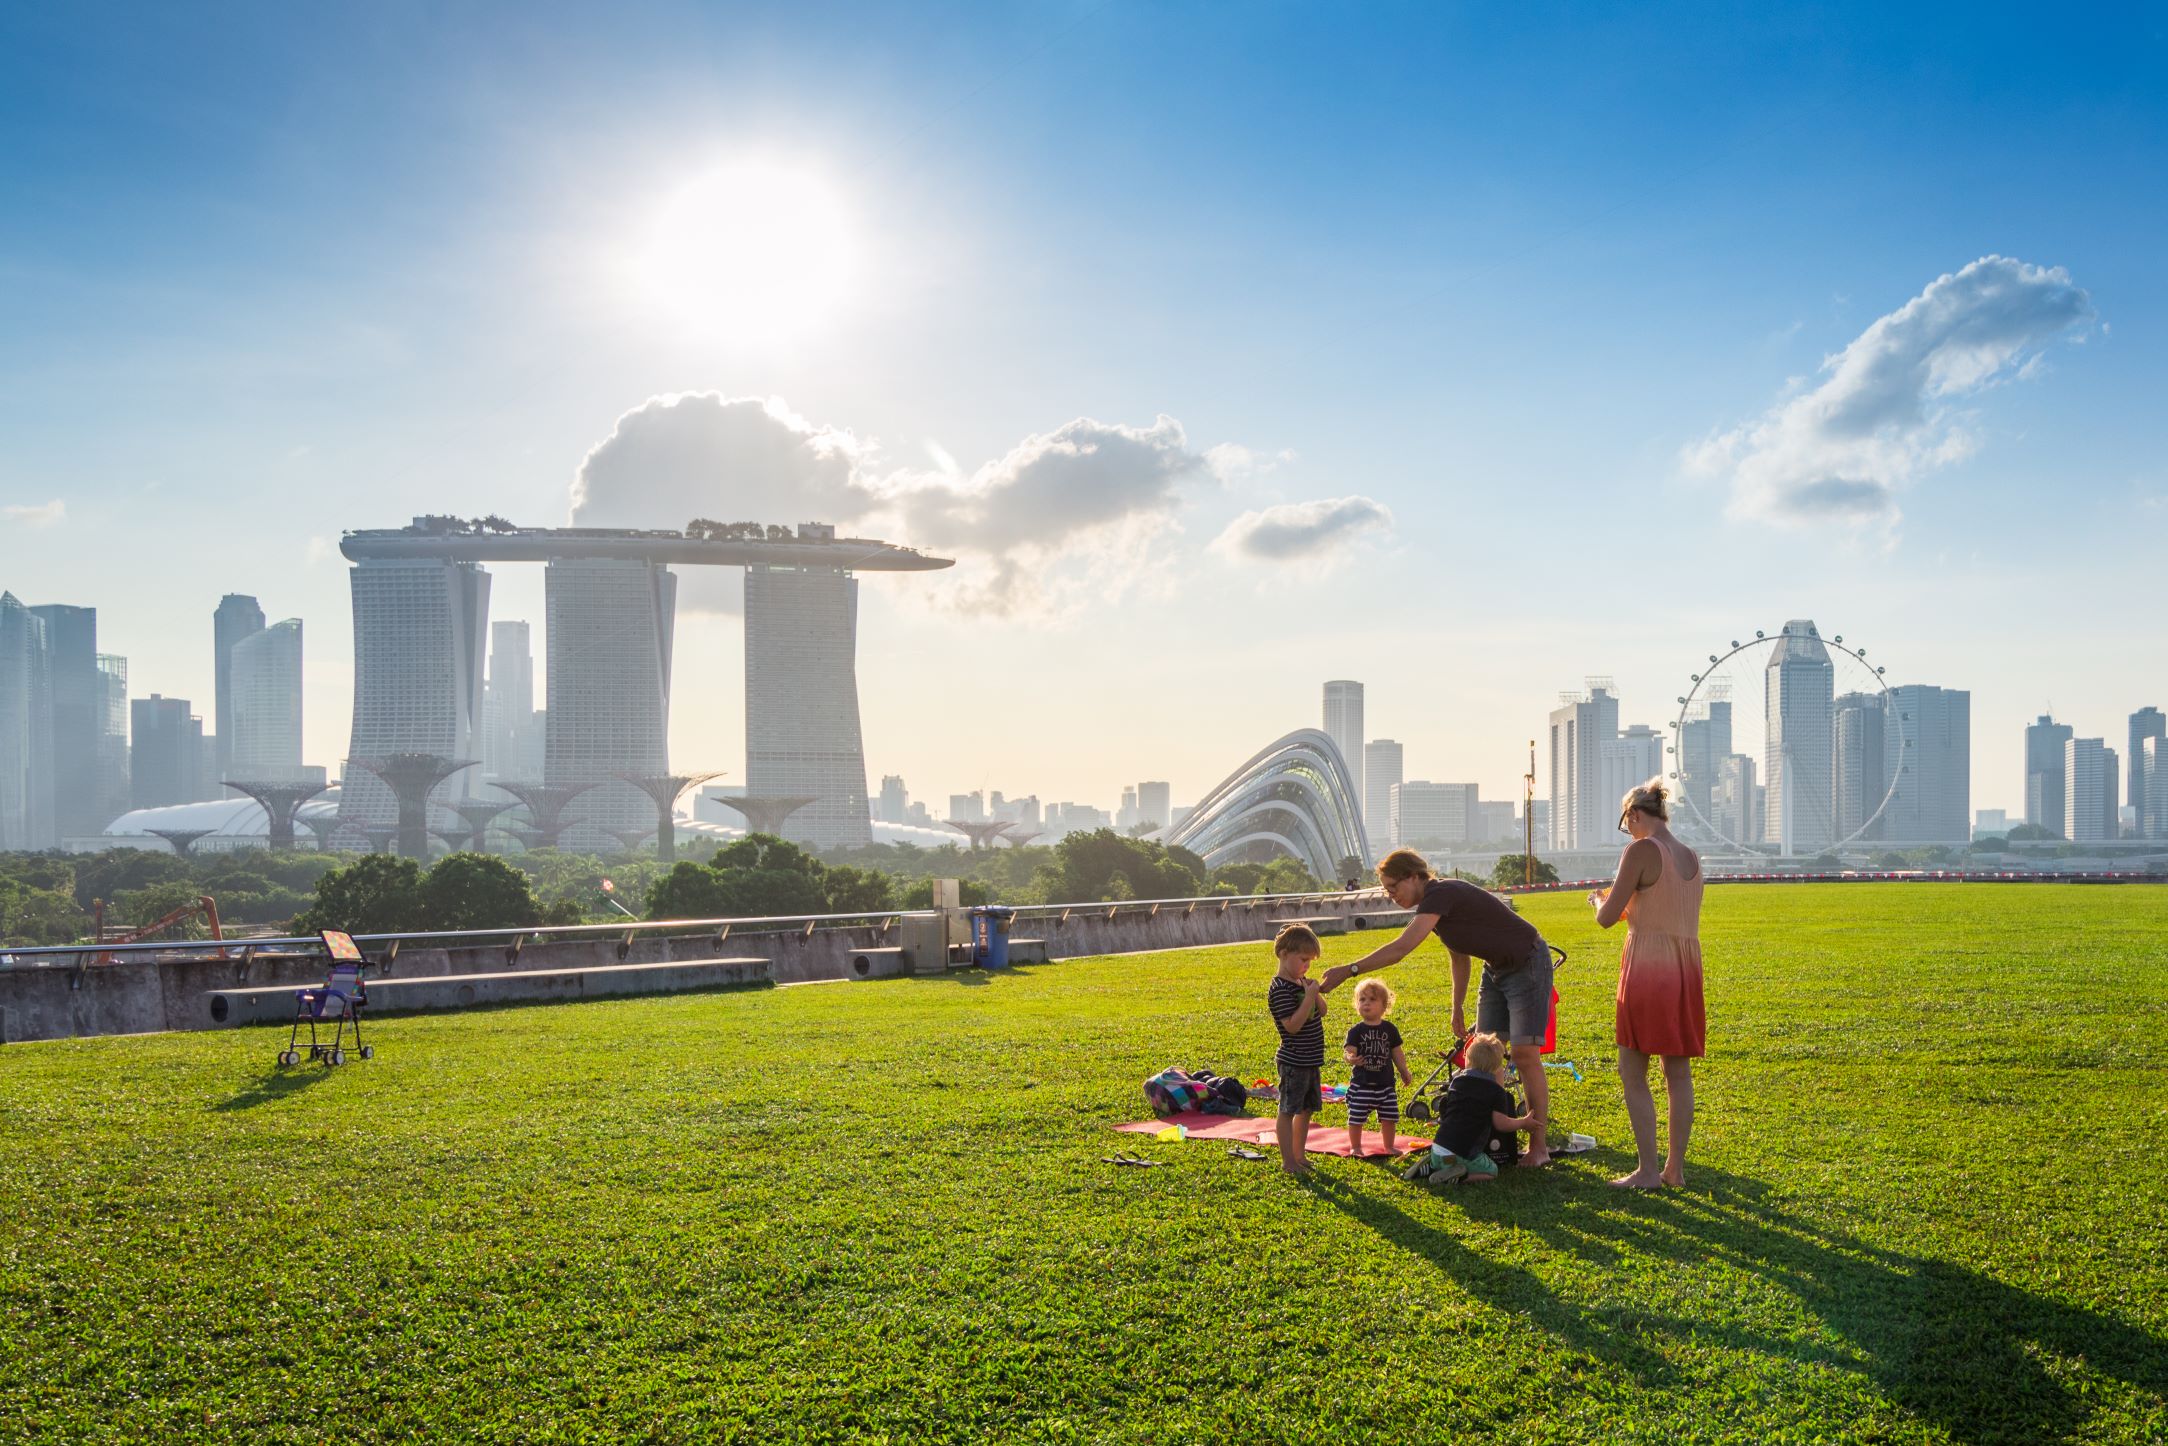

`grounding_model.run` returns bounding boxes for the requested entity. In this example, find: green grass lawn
[3,884,2166,1444]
